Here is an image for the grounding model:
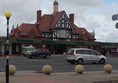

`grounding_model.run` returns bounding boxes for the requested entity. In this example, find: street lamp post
[4,11,12,83]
